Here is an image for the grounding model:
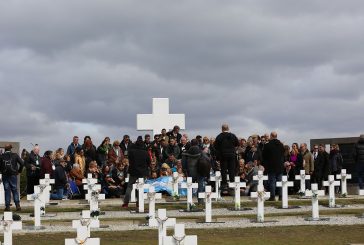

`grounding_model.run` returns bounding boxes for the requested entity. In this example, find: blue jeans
[268,173,282,198]
[50,187,66,200]
[3,175,20,206]
[357,164,364,189]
